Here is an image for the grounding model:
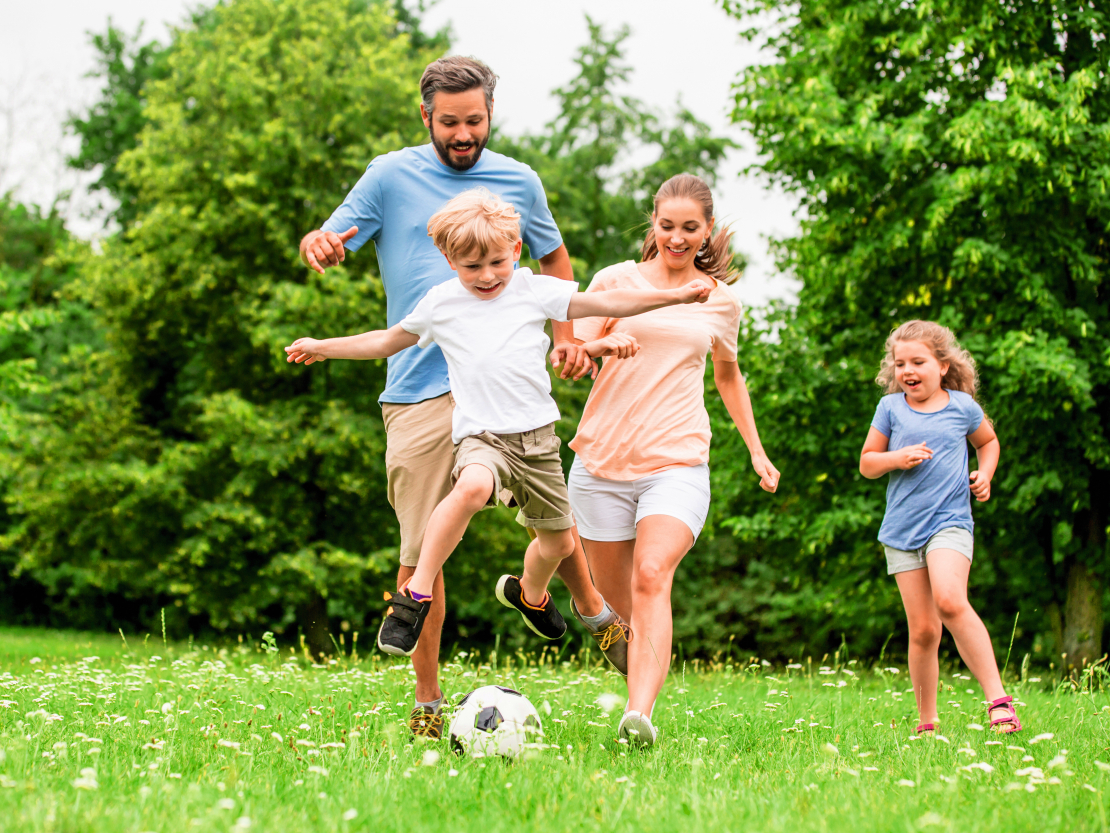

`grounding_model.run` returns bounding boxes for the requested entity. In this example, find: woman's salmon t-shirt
[569,260,742,481]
